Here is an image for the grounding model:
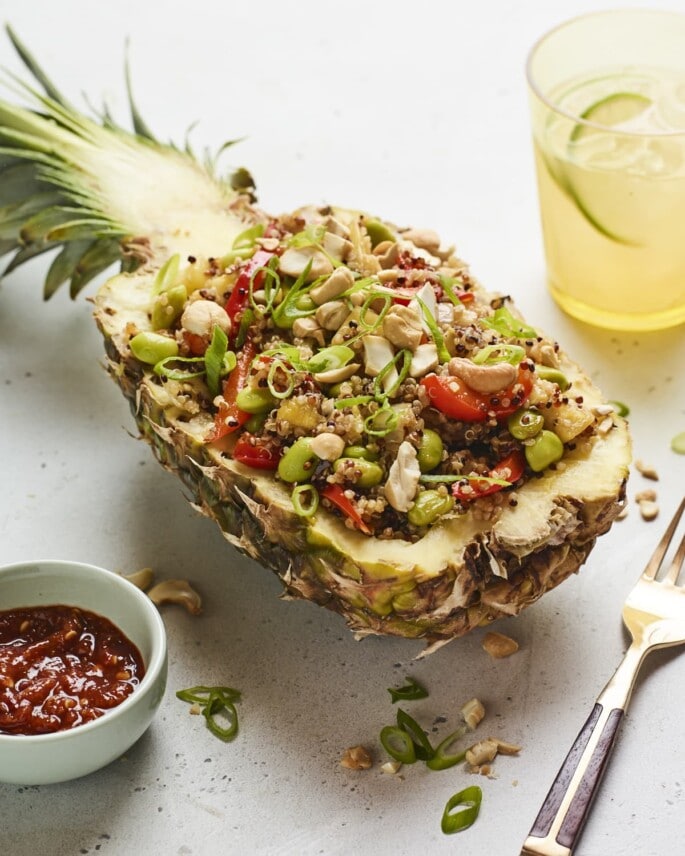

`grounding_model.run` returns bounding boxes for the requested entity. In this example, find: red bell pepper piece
[453,450,526,502]
[232,435,282,470]
[209,340,256,440]
[321,484,372,535]
[420,366,533,423]
[224,250,275,342]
